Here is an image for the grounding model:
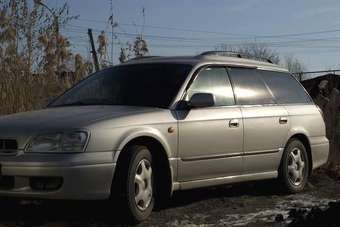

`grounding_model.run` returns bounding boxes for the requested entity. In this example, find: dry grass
[0,70,88,116]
